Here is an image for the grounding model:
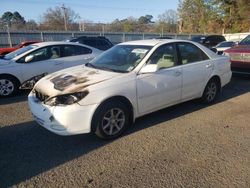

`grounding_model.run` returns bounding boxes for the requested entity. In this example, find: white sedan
[28,39,232,139]
[0,41,102,97]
